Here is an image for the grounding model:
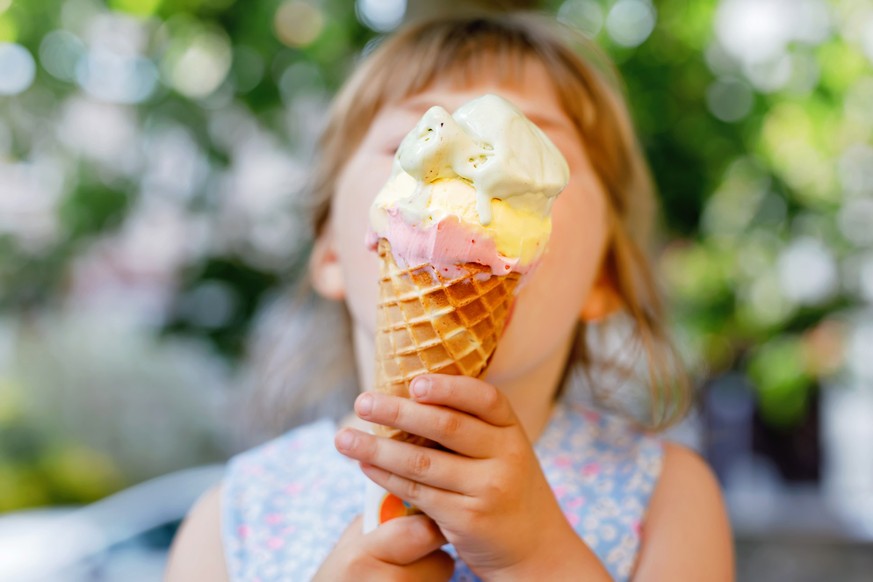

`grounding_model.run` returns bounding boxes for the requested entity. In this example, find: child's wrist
[483,524,611,582]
